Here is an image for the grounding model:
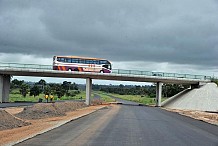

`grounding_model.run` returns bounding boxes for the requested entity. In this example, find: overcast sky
[0,0,218,84]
